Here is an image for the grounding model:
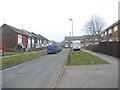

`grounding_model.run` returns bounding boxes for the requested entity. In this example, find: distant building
[59,40,66,48]
[63,35,99,48]
[49,40,57,45]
